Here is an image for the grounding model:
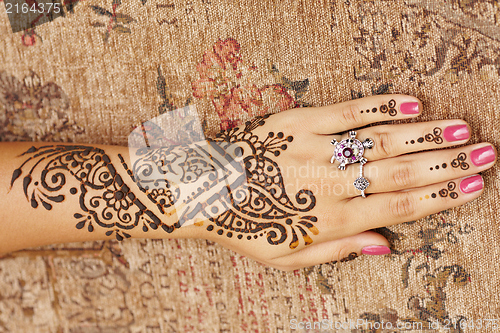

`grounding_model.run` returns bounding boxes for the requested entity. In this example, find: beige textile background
[1,0,500,332]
